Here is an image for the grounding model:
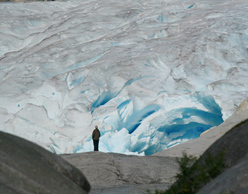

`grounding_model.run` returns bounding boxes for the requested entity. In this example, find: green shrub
[154,151,227,194]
